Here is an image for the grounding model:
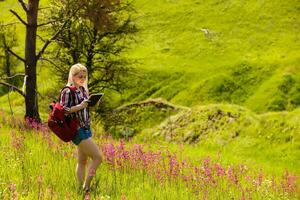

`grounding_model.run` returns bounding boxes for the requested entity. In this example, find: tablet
[88,93,104,107]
